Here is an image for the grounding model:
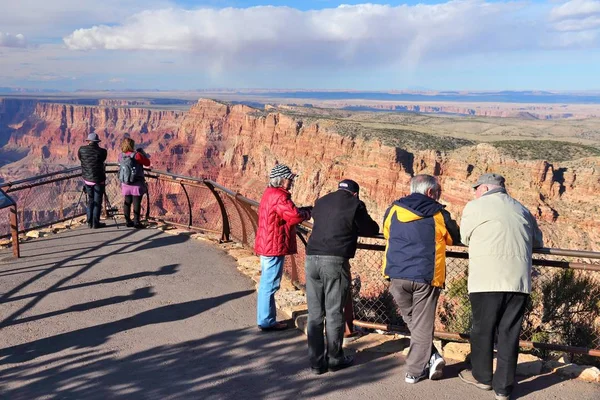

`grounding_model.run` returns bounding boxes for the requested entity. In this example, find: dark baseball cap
[338,179,360,194]
[472,173,506,189]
